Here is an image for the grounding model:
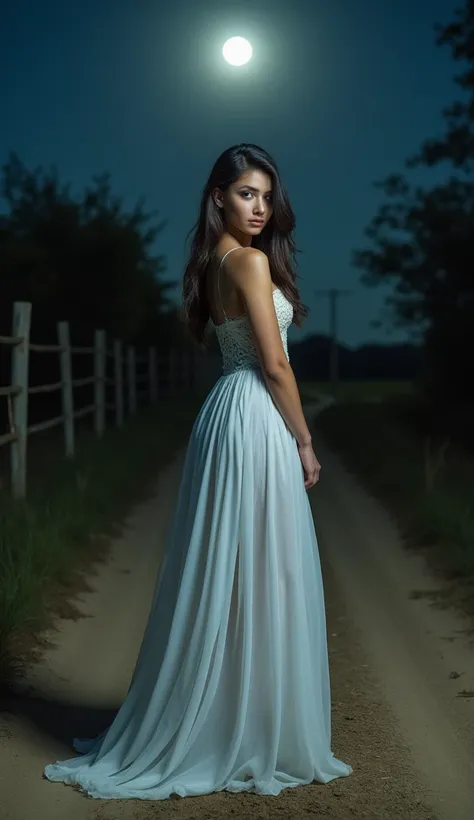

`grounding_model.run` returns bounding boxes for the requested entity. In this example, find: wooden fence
[0,301,203,499]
